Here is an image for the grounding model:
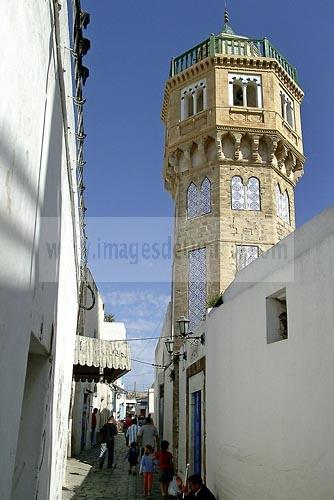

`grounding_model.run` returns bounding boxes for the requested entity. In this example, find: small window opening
[286,101,294,128]
[233,82,244,106]
[197,89,204,113]
[246,83,257,107]
[266,288,288,344]
[186,94,194,118]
